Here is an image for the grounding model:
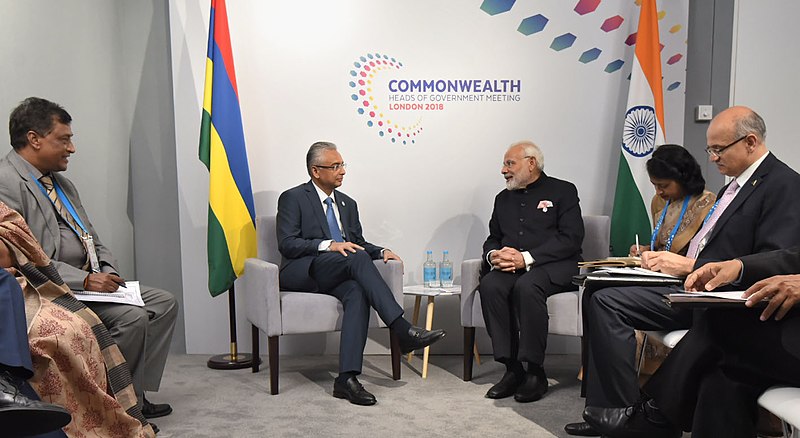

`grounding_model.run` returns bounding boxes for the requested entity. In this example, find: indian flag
[610,0,666,256]
[199,0,257,296]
